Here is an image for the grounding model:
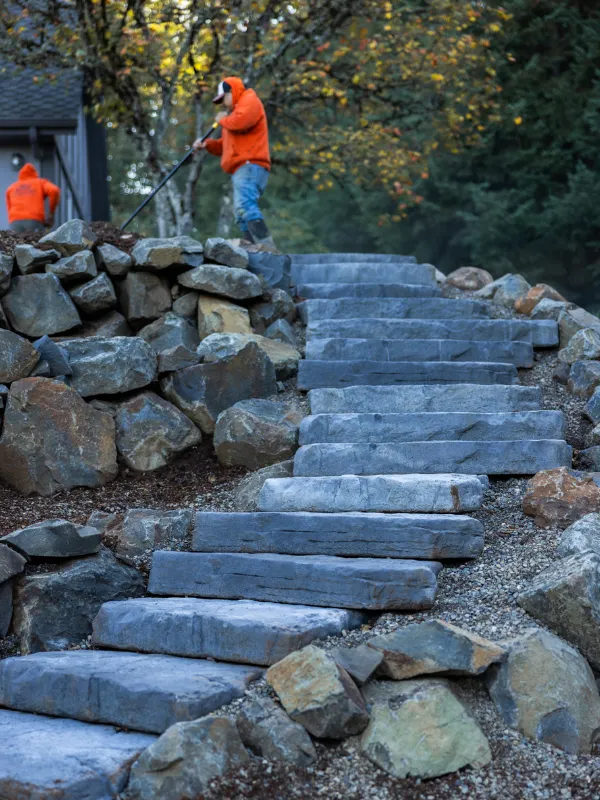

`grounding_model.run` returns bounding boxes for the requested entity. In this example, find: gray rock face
[248,251,292,292]
[0,709,155,800]
[178,264,262,300]
[236,696,317,765]
[361,679,491,778]
[265,318,297,346]
[95,242,132,276]
[0,378,117,496]
[297,282,440,299]
[14,546,144,653]
[197,331,300,379]
[117,271,171,326]
[568,360,600,399]
[487,629,600,754]
[81,310,132,338]
[172,290,199,318]
[32,335,72,377]
[250,288,296,333]
[112,507,193,564]
[558,328,600,364]
[138,312,200,373]
[587,388,600,423]
[557,513,600,557]
[558,306,600,347]
[14,244,60,274]
[3,274,81,337]
[197,294,252,338]
[0,545,26,583]
[330,645,383,686]
[69,273,117,314]
[46,250,97,283]
[39,219,97,256]
[128,717,249,800]
[0,253,12,295]
[292,262,431,286]
[300,297,490,323]
[480,273,531,306]
[62,336,157,397]
[2,520,101,559]
[266,645,369,739]
[204,237,249,269]
[161,342,277,434]
[132,237,200,270]
[531,298,571,321]
[0,580,12,637]
[214,399,303,469]
[234,459,294,511]
[446,266,493,291]
[0,329,39,382]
